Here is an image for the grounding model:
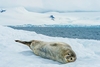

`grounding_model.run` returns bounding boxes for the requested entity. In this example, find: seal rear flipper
[15,40,32,47]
